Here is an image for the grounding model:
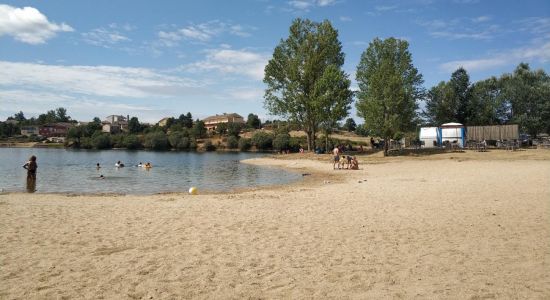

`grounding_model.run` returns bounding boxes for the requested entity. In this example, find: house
[20,126,40,136]
[157,117,171,127]
[102,115,129,133]
[39,123,73,137]
[203,113,245,131]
